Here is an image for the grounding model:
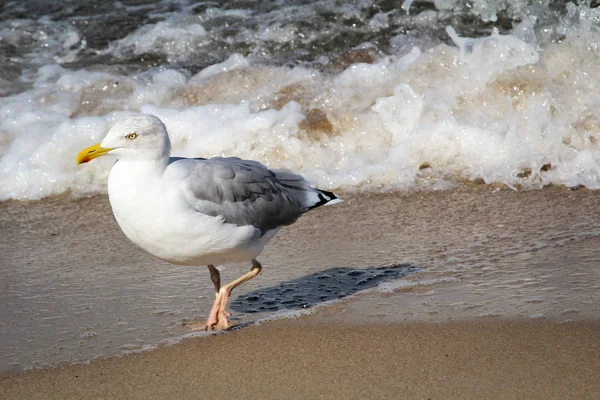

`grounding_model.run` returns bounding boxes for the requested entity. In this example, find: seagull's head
[76,114,171,164]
